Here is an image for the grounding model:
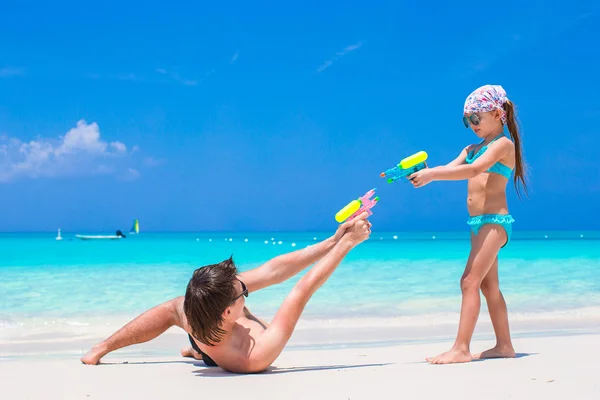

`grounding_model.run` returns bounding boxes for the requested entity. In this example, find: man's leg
[236,215,371,373]
[81,297,185,365]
